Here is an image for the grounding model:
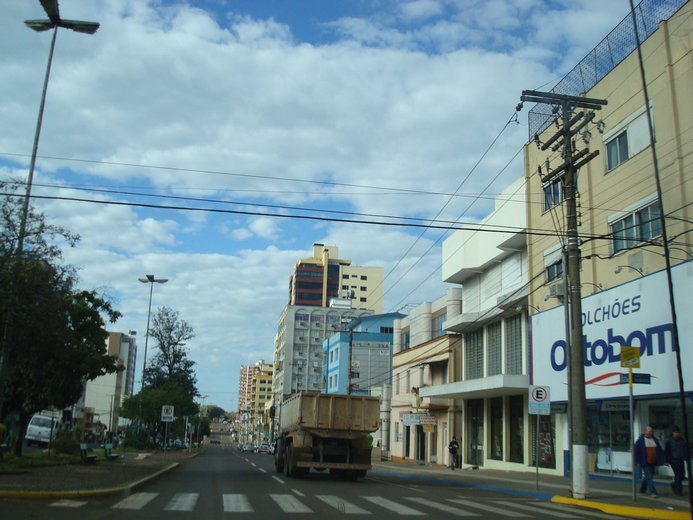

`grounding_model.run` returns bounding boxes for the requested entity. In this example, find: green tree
[206,405,227,421]
[0,181,122,455]
[144,306,197,396]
